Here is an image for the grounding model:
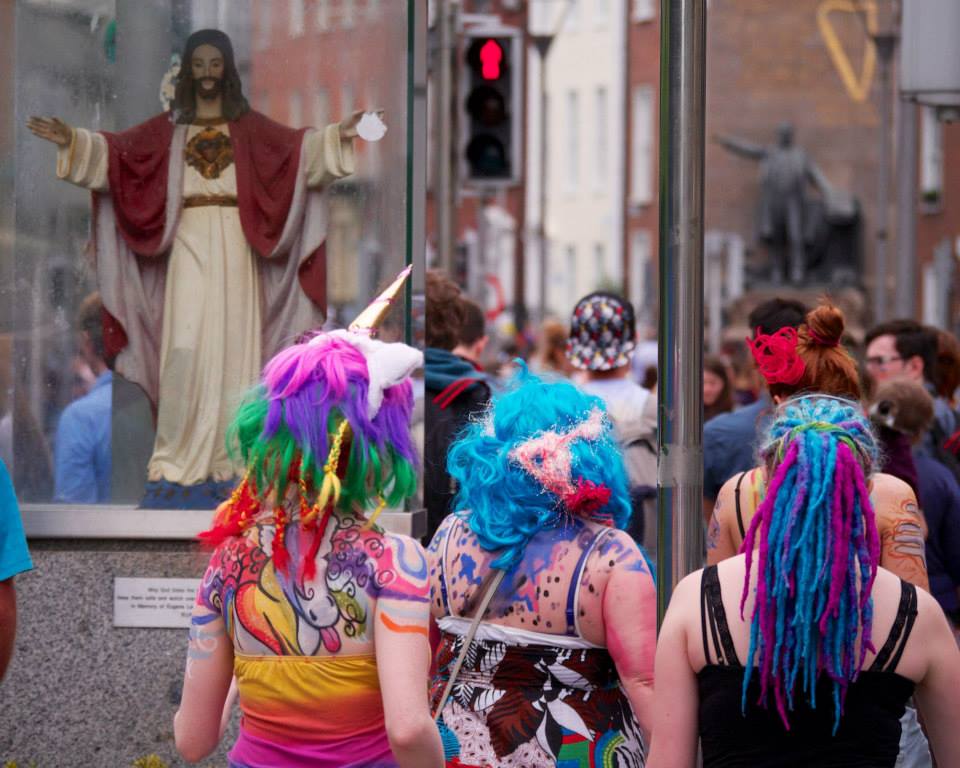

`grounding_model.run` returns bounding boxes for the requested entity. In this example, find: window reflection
[13,0,412,510]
